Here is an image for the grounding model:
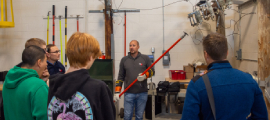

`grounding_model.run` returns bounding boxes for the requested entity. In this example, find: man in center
[114,40,155,120]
